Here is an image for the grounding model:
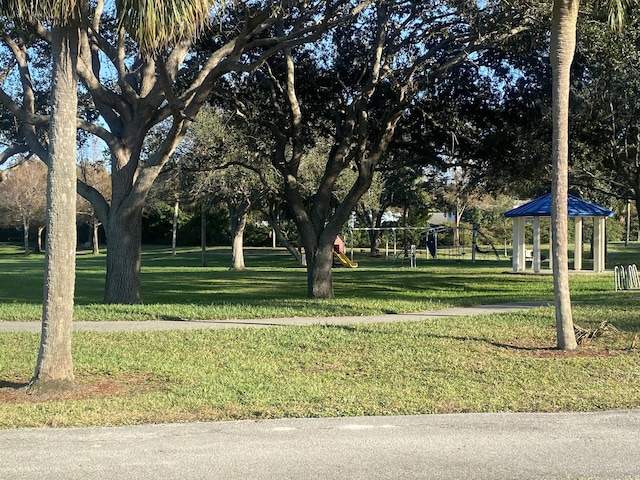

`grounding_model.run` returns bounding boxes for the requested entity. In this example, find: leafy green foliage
[570,12,640,212]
